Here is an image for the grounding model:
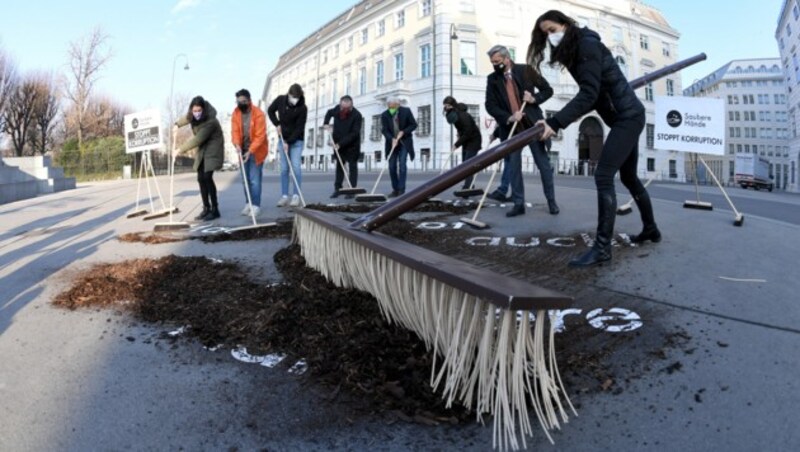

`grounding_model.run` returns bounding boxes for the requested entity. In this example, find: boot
[548,199,560,215]
[203,205,220,221]
[195,206,209,221]
[569,193,615,267]
[630,191,662,244]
